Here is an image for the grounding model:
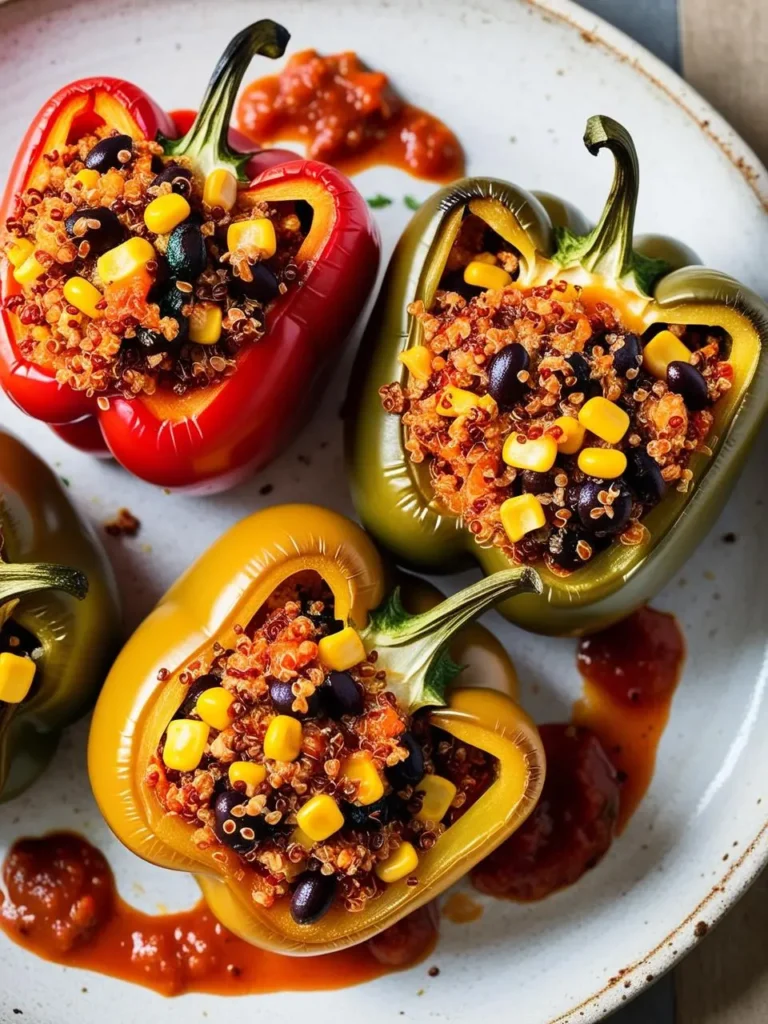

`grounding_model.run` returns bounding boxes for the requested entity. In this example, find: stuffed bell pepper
[0,430,120,801]
[347,115,768,635]
[0,20,380,493]
[88,505,544,954]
